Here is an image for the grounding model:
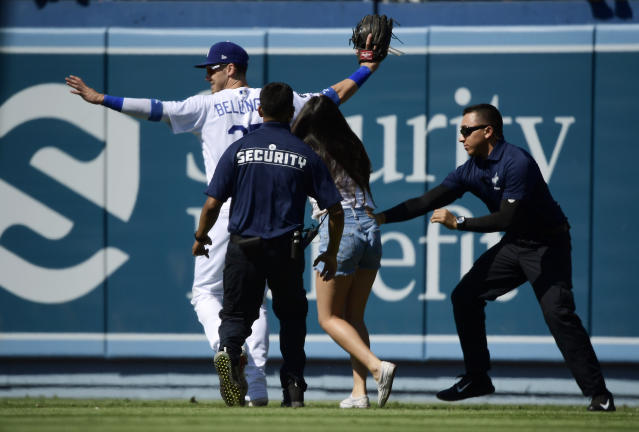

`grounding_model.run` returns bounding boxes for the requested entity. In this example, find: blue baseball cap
[195,41,249,68]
